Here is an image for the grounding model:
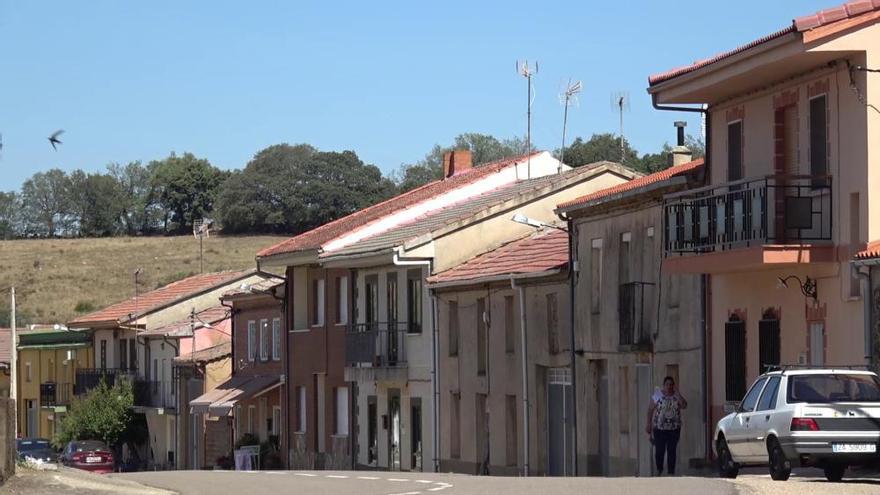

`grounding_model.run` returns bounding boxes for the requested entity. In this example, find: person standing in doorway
[645,376,687,475]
